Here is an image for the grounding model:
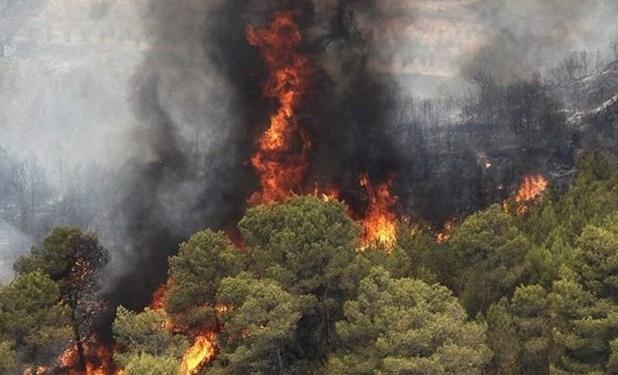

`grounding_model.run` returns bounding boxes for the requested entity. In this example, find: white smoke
[0,219,32,281]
